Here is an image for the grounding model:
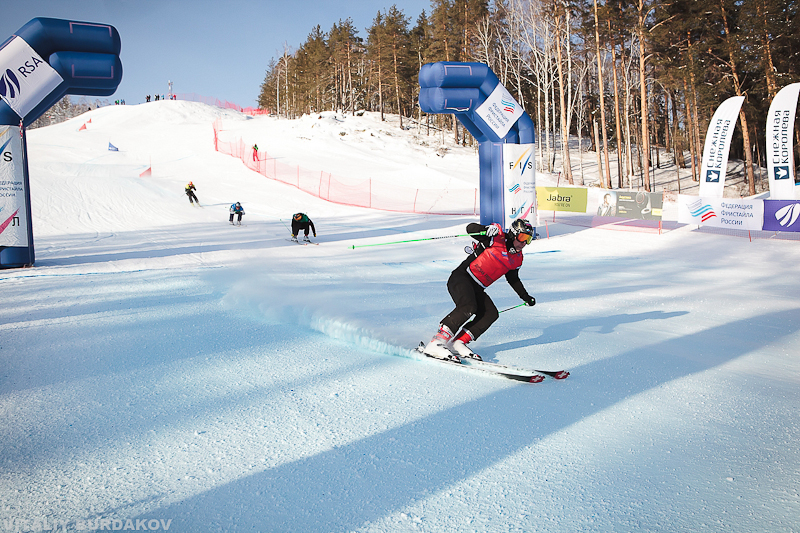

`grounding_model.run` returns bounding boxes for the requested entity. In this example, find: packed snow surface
[2,101,799,532]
